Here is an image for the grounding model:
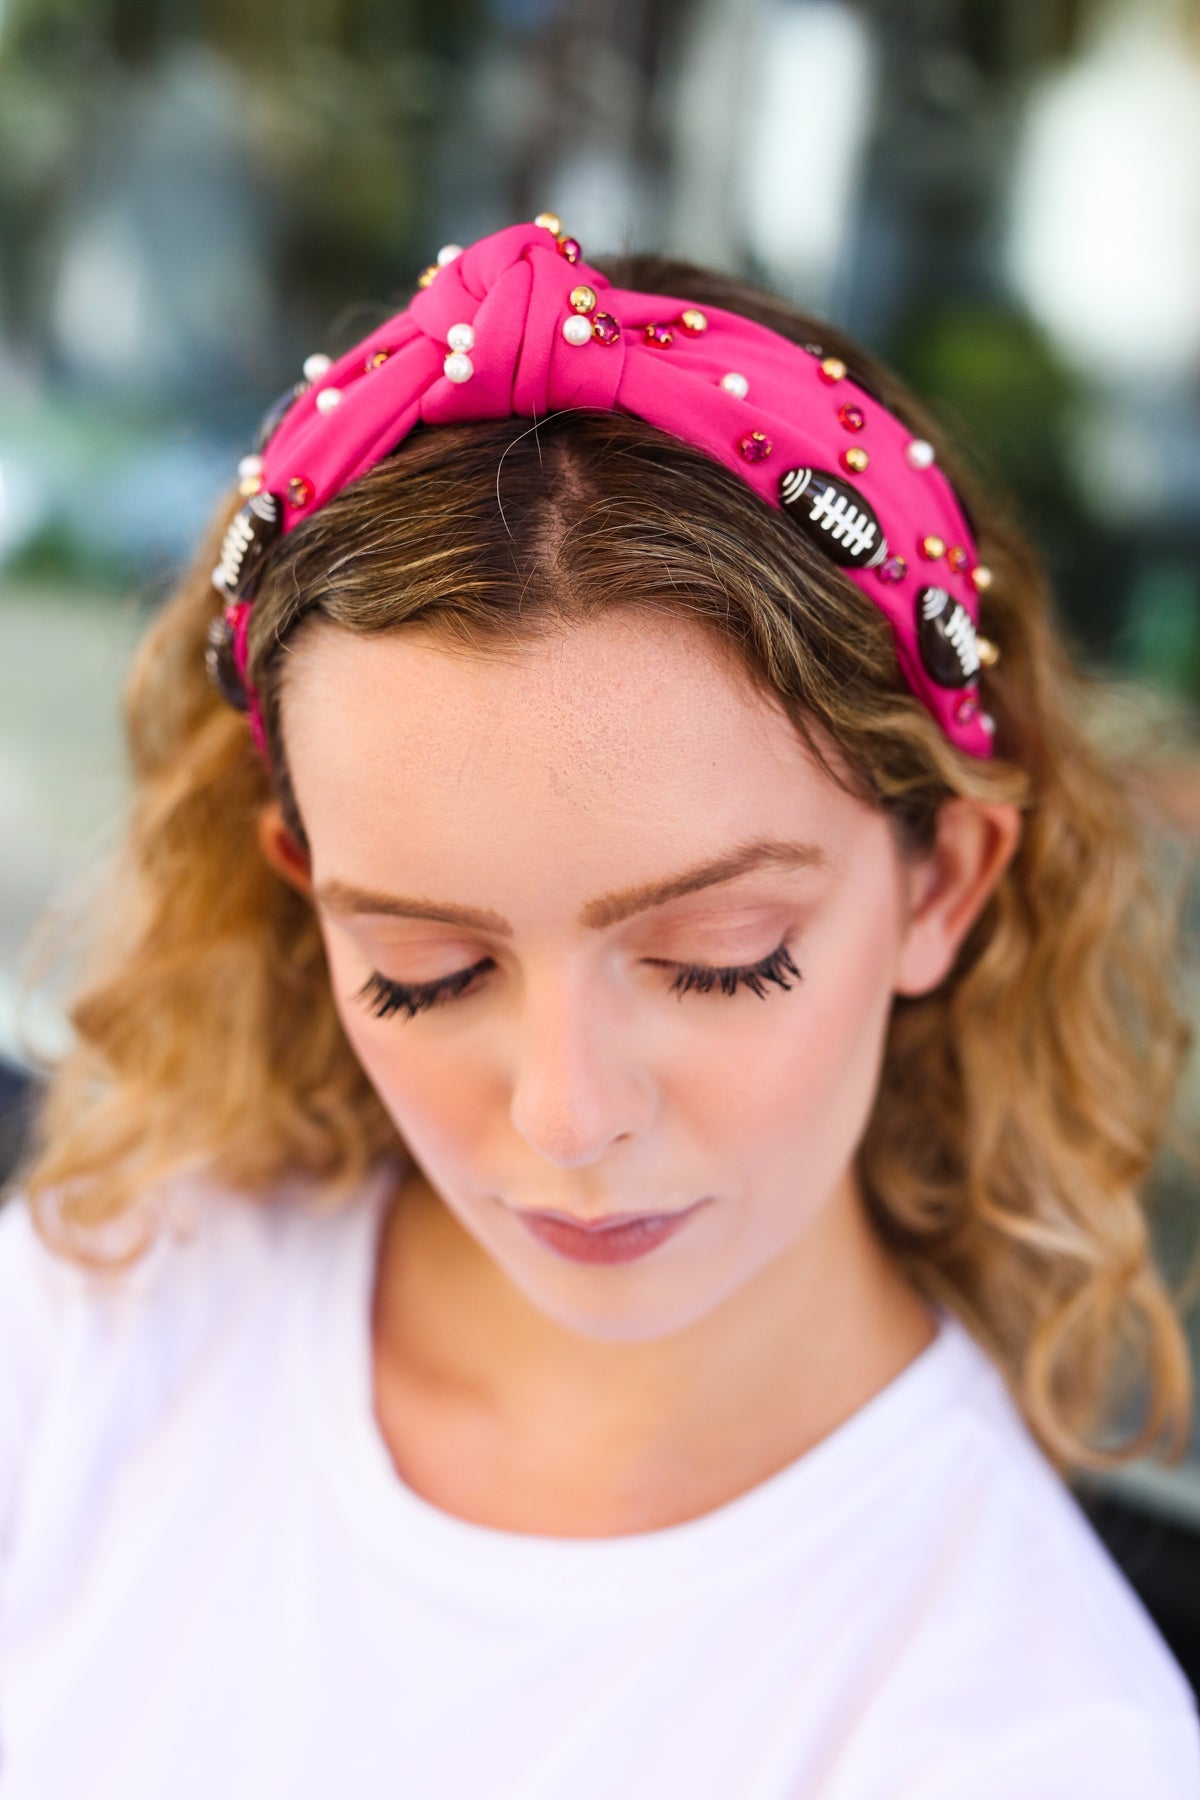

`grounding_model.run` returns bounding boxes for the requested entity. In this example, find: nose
[507,964,654,1167]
